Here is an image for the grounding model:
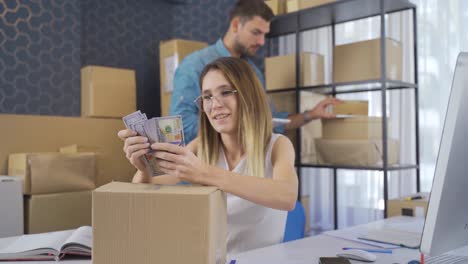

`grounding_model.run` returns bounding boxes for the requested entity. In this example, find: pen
[342,247,393,254]
[404,195,423,201]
